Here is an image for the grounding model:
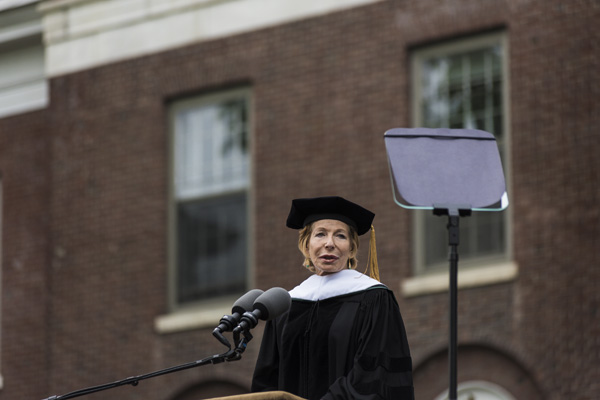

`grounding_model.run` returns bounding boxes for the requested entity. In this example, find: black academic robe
[251,270,414,400]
